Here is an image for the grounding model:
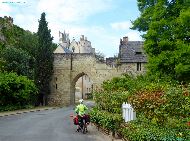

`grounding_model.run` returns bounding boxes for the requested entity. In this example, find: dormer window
[136,52,142,54]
